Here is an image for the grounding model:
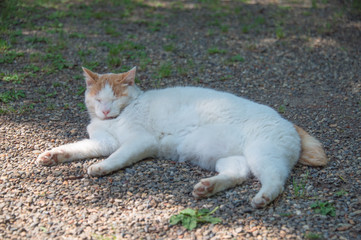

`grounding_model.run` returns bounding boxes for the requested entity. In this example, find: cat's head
[82,67,141,120]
